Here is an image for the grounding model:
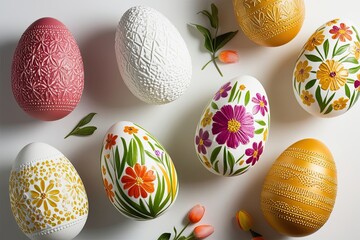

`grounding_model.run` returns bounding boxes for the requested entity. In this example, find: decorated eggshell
[100,121,178,220]
[293,19,360,117]
[11,17,84,121]
[115,6,192,104]
[261,138,337,237]
[9,142,88,240]
[232,0,305,47]
[195,75,270,176]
